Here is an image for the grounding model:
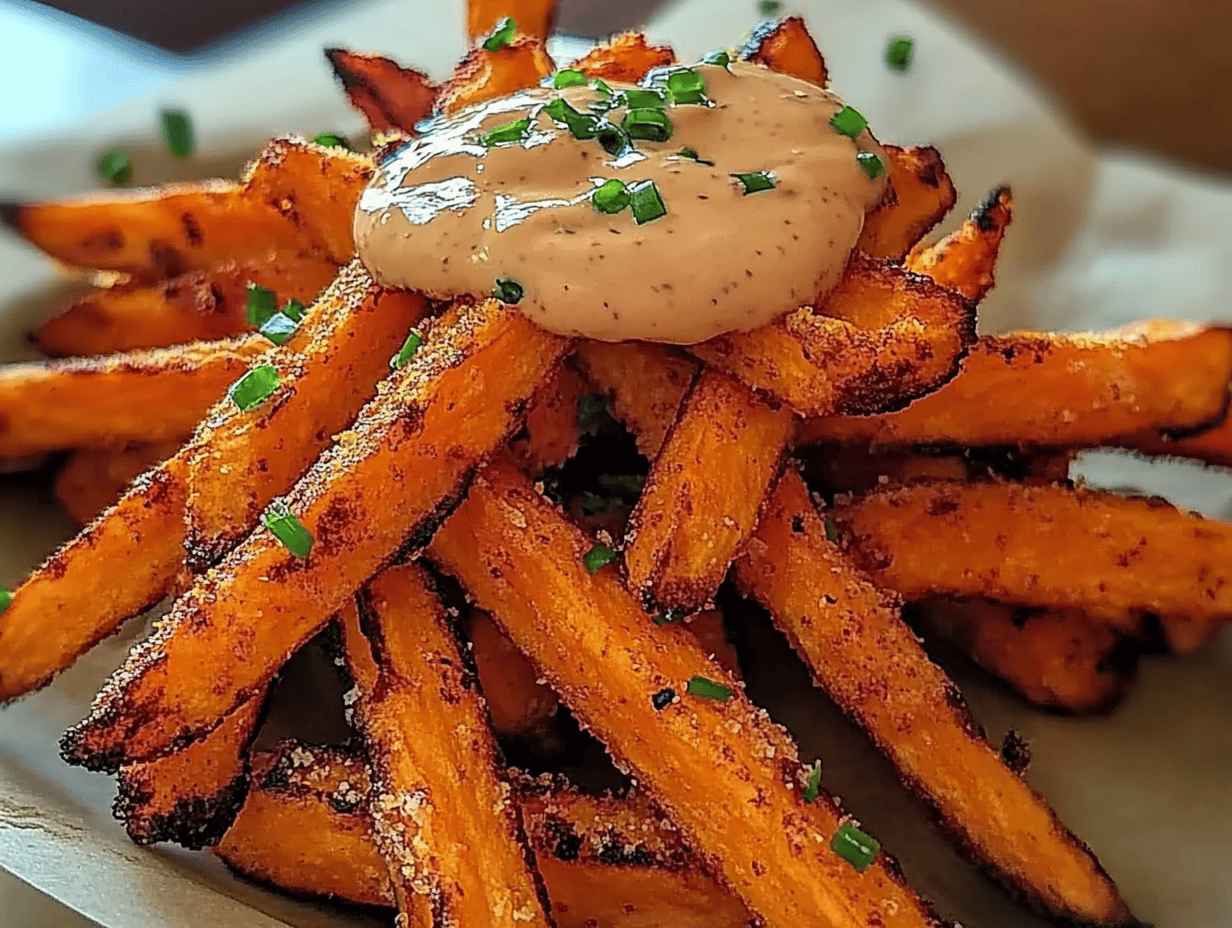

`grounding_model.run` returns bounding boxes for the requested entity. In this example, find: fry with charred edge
[341,566,552,927]
[574,341,698,458]
[438,38,555,114]
[467,611,559,736]
[1125,411,1232,468]
[325,49,438,134]
[692,253,977,418]
[0,336,262,457]
[625,370,794,613]
[739,16,828,86]
[428,457,942,928]
[55,441,183,525]
[799,443,969,495]
[467,0,558,43]
[184,263,430,565]
[803,321,1232,449]
[905,187,1013,302]
[0,460,185,702]
[737,471,1134,925]
[832,479,1232,635]
[61,303,567,771]
[510,362,589,475]
[572,32,676,82]
[34,254,339,357]
[114,690,265,848]
[910,599,1138,715]
[857,146,958,260]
